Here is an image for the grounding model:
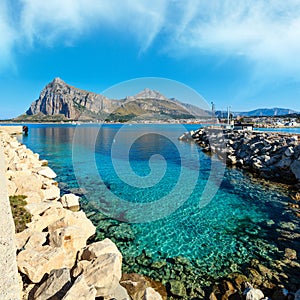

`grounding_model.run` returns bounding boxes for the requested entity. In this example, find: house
[233,122,254,131]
